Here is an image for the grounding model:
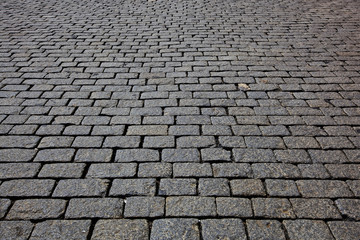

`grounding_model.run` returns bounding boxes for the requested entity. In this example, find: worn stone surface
[253,198,295,218]
[124,197,165,217]
[328,221,360,240]
[30,220,91,240]
[0,199,11,218]
[284,220,334,240]
[335,199,360,220]
[246,220,286,240]
[110,179,156,196]
[0,0,360,238]
[53,179,109,197]
[201,219,247,240]
[0,221,34,240]
[150,219,199,240]
[92,219,148,240]
[65,198,123,219]
[158,178,197,196]
[6,199,66,220]
[86,163,137,178]
[0,179,55,197]
[166,197,216,217]
[216,197,253,217]
[290,198,342,219]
